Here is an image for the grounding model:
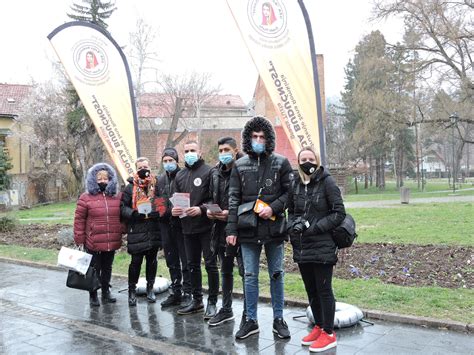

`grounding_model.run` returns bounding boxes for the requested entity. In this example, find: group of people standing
[73,116,346,353]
